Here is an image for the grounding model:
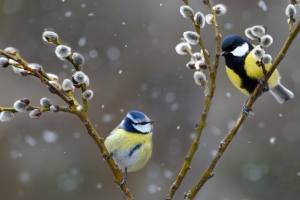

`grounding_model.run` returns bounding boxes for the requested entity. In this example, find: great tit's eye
[232,45,236,49]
